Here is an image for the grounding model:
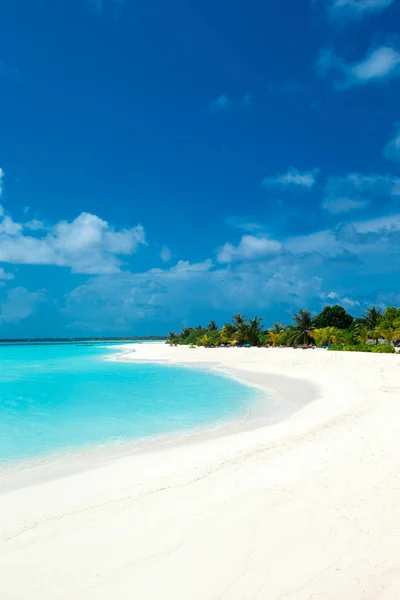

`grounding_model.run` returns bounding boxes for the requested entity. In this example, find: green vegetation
[313,305,354,329]
[166,305,400,354]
